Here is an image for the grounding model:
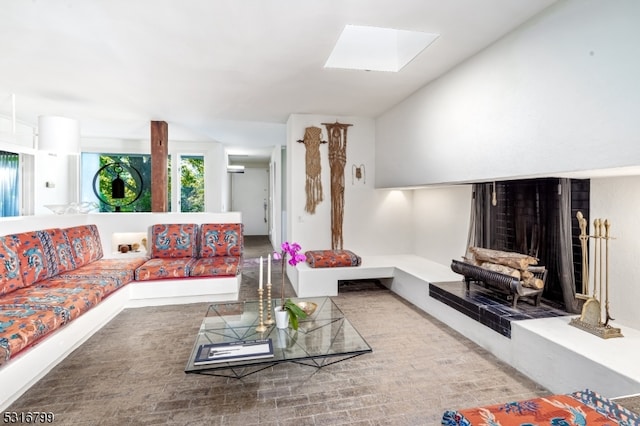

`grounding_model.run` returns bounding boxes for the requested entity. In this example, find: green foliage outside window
[88,153,204,213]
[96,154,153,212]
[180,156,204,212]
